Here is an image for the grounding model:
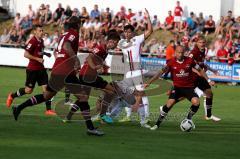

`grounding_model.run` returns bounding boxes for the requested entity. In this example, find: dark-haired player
[190,36,221,121]
[6,25,55,115]
[117,8,153,128]
[63,32,121,124]
[144,46,215,130]
[12,16,104,136]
